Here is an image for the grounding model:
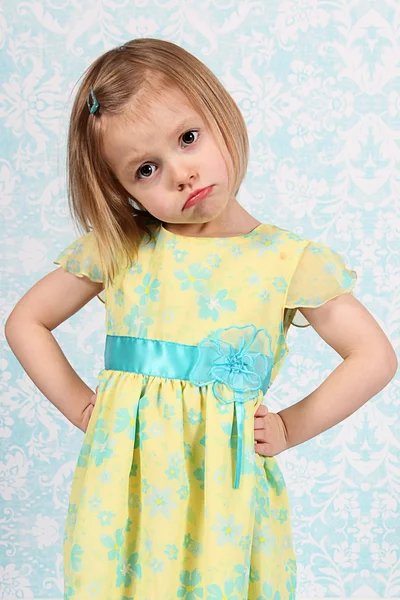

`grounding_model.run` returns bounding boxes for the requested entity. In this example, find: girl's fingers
[254,442,272,457]
[254,429,267,443]
[254,404,268,417]
[90,385,99,406]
